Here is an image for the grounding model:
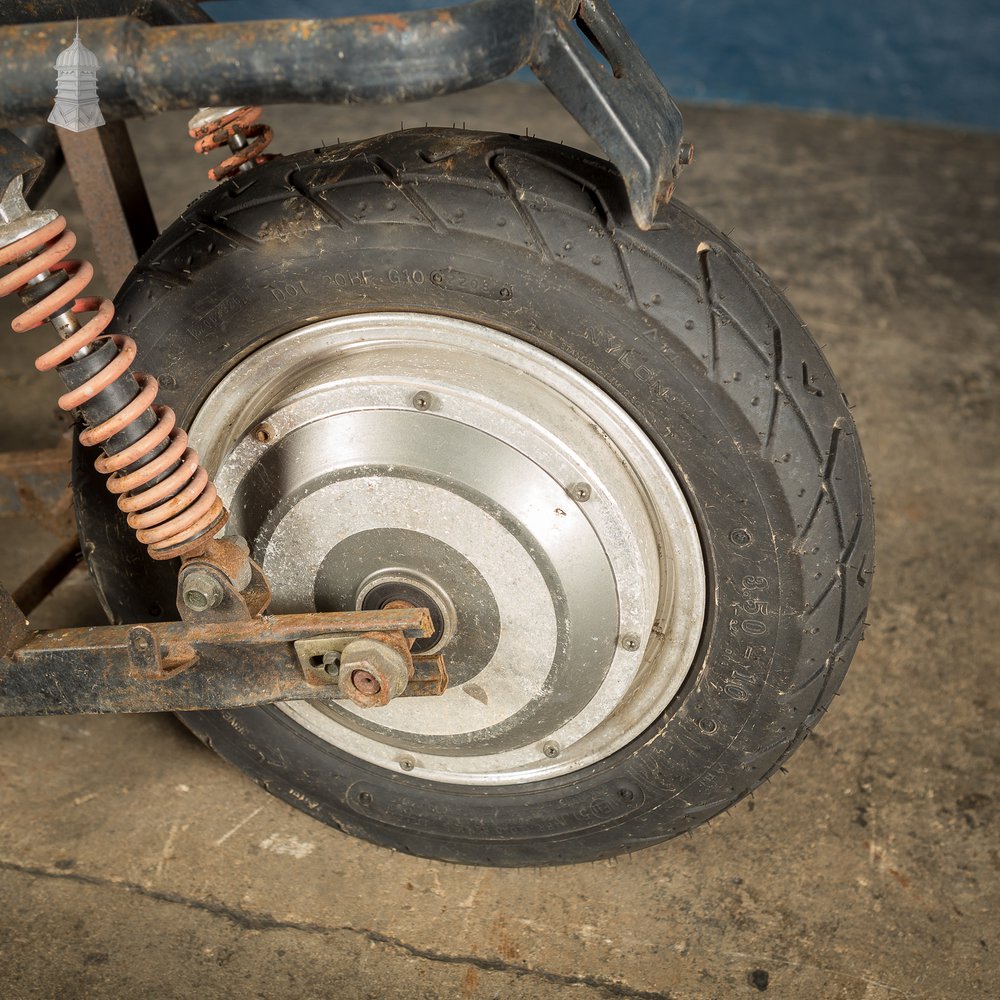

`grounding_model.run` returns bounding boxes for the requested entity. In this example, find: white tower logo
[48,21,106,133]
